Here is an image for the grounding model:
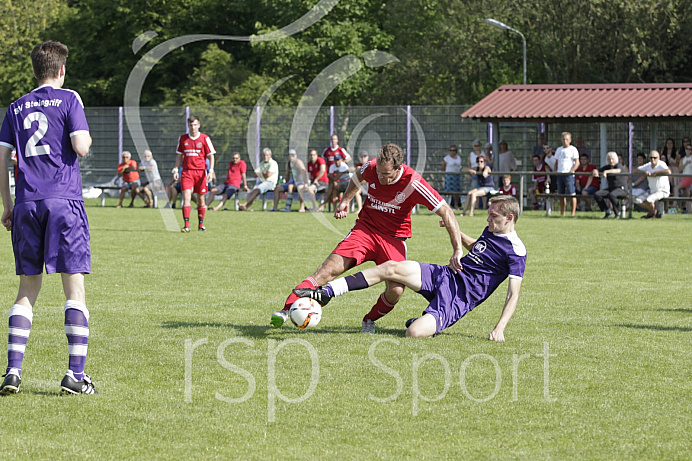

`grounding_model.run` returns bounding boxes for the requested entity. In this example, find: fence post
[185,106,190,133]
[256,105,261,167]
[406,105,411,166]
[330,105,334,136]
